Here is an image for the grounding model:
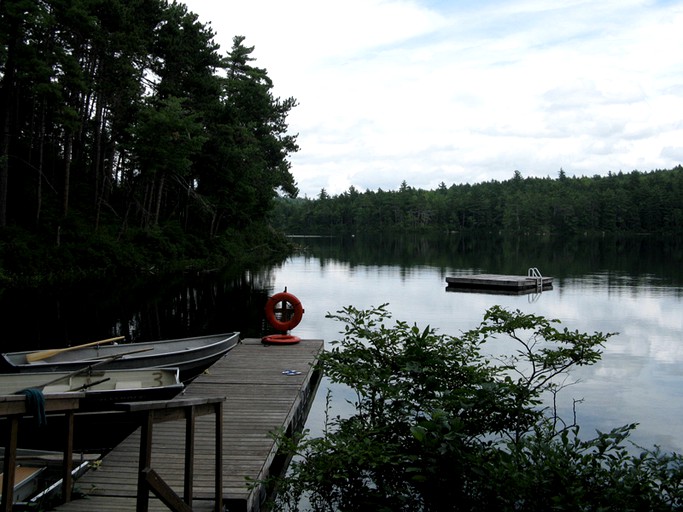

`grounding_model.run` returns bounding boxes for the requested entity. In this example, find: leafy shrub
[271,305,683,511]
